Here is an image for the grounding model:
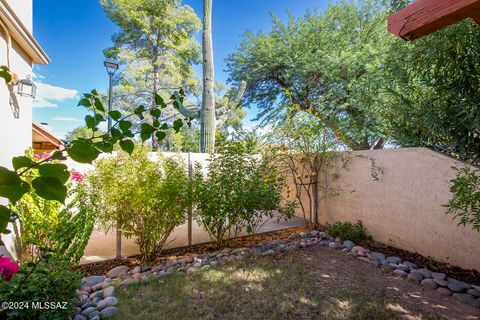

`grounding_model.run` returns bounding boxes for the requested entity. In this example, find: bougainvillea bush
[0,256,81,320]
[12,151,95,264]
[88,148,190,261]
